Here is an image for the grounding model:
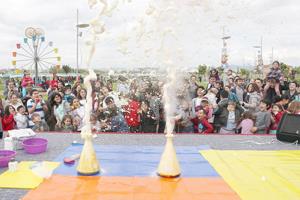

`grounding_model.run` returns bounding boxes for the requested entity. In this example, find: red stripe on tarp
[37,131,274,136]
